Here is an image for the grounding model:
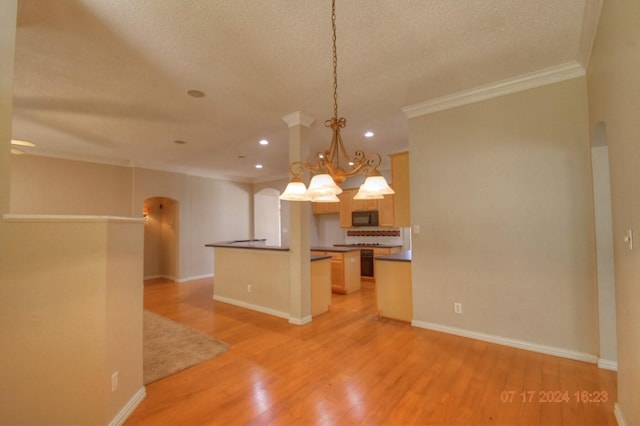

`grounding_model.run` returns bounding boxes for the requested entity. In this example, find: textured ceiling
[12,0,599,182]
